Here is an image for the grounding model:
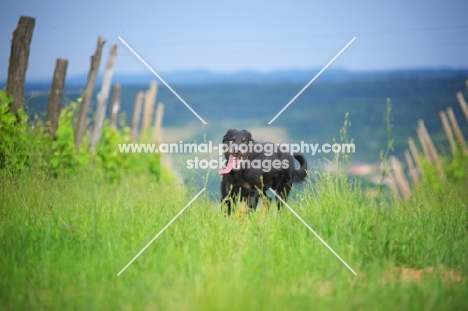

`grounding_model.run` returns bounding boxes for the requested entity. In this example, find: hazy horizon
[3,67,466,87]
